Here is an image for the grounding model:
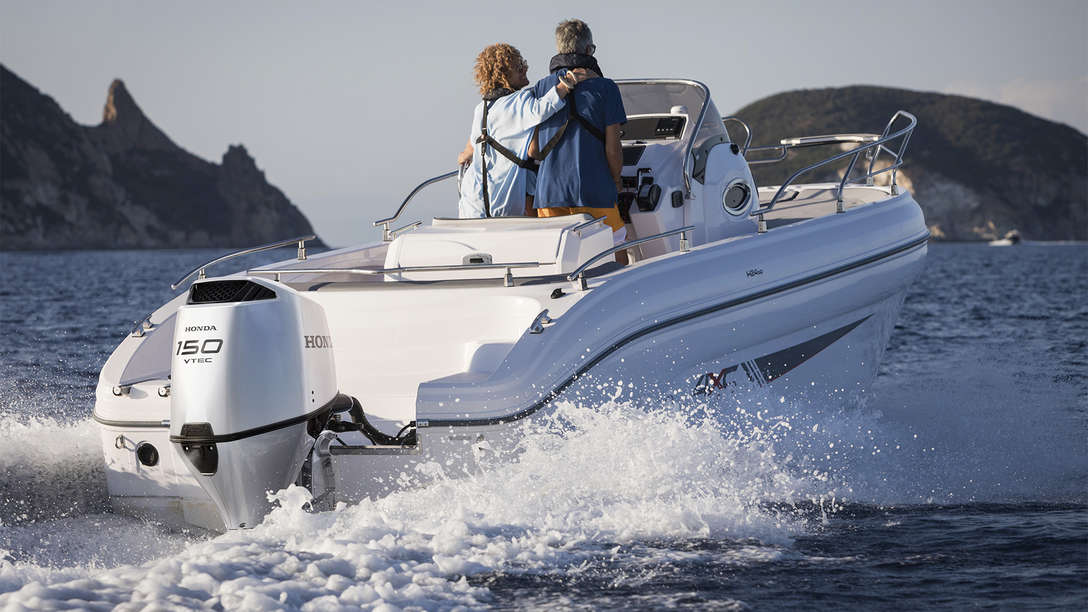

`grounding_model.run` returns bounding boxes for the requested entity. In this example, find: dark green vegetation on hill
[1,64,319,250]
[732,86,1087,241]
